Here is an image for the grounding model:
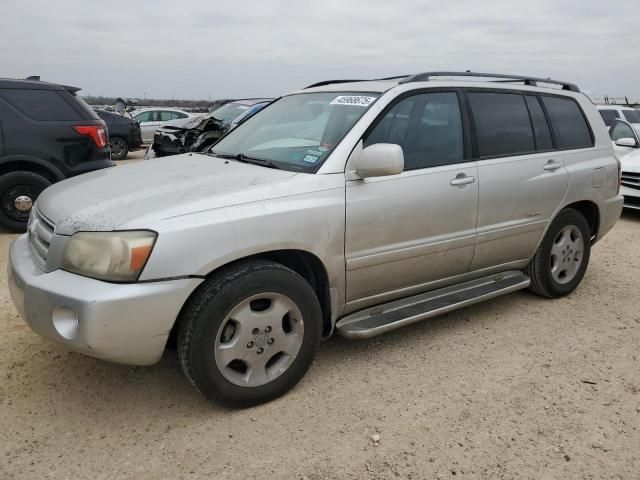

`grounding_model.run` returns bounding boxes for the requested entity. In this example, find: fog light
[52,307,79,340]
